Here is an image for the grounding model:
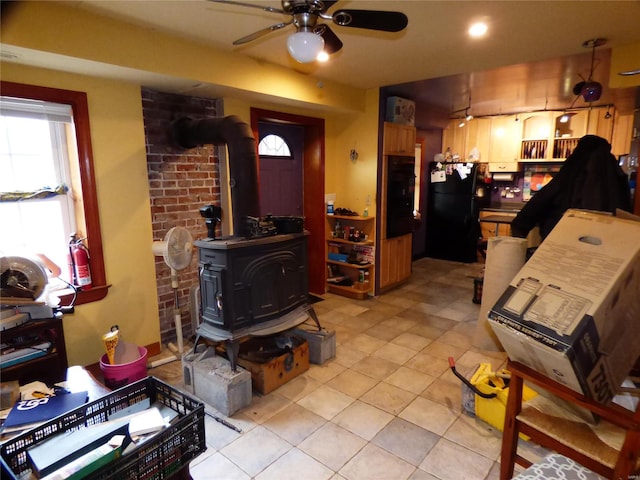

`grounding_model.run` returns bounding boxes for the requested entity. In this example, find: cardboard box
[386,96,415,125]
[488,210,640,403]
[237,336,309,394]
